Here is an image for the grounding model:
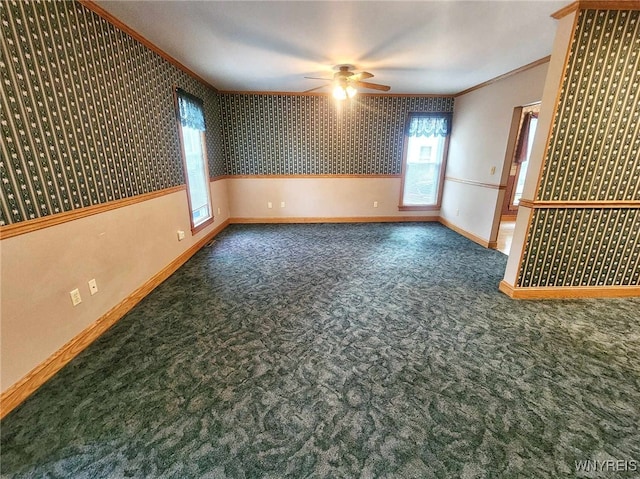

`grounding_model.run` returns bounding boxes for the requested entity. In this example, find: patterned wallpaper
[0,0,224,226]
[219,94,454,175]
[519,209,639,287]
[518,9,640,288]
[536,10,640,202]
